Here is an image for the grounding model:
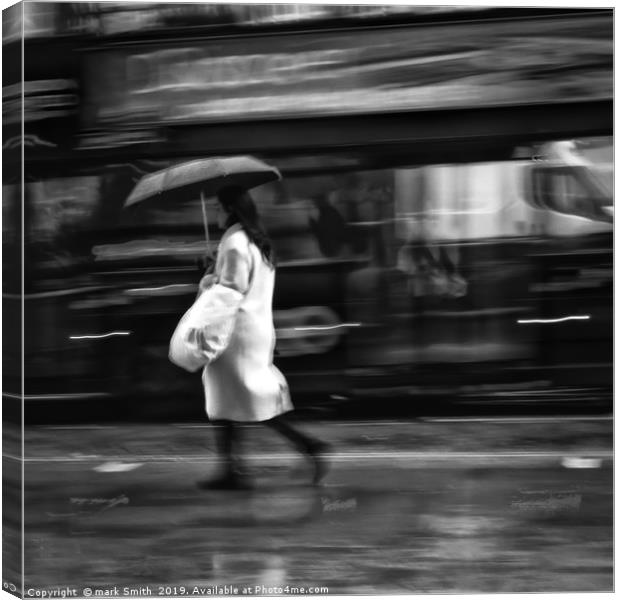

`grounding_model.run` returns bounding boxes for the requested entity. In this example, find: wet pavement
[7,416,614,594]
